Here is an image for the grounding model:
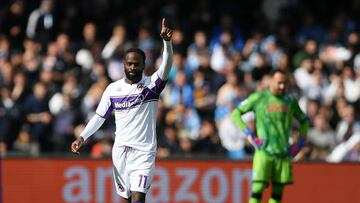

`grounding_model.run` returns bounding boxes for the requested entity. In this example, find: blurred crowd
[0,0,360,162]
